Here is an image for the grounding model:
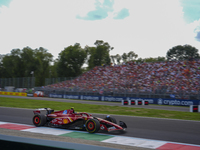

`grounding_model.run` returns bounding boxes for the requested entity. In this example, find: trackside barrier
[122,100,128,105]
[122,100,149,106]
[0,91,27,97]
[129,100,136,105]
[47,93,200,106]
[137,100,142,105]
[189,105,200,112]
[143,100,149,105]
